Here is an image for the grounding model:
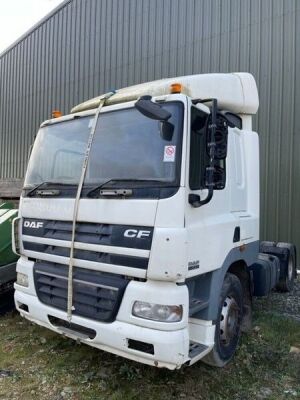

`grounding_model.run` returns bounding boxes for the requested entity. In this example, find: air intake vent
[34,261,128,322]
